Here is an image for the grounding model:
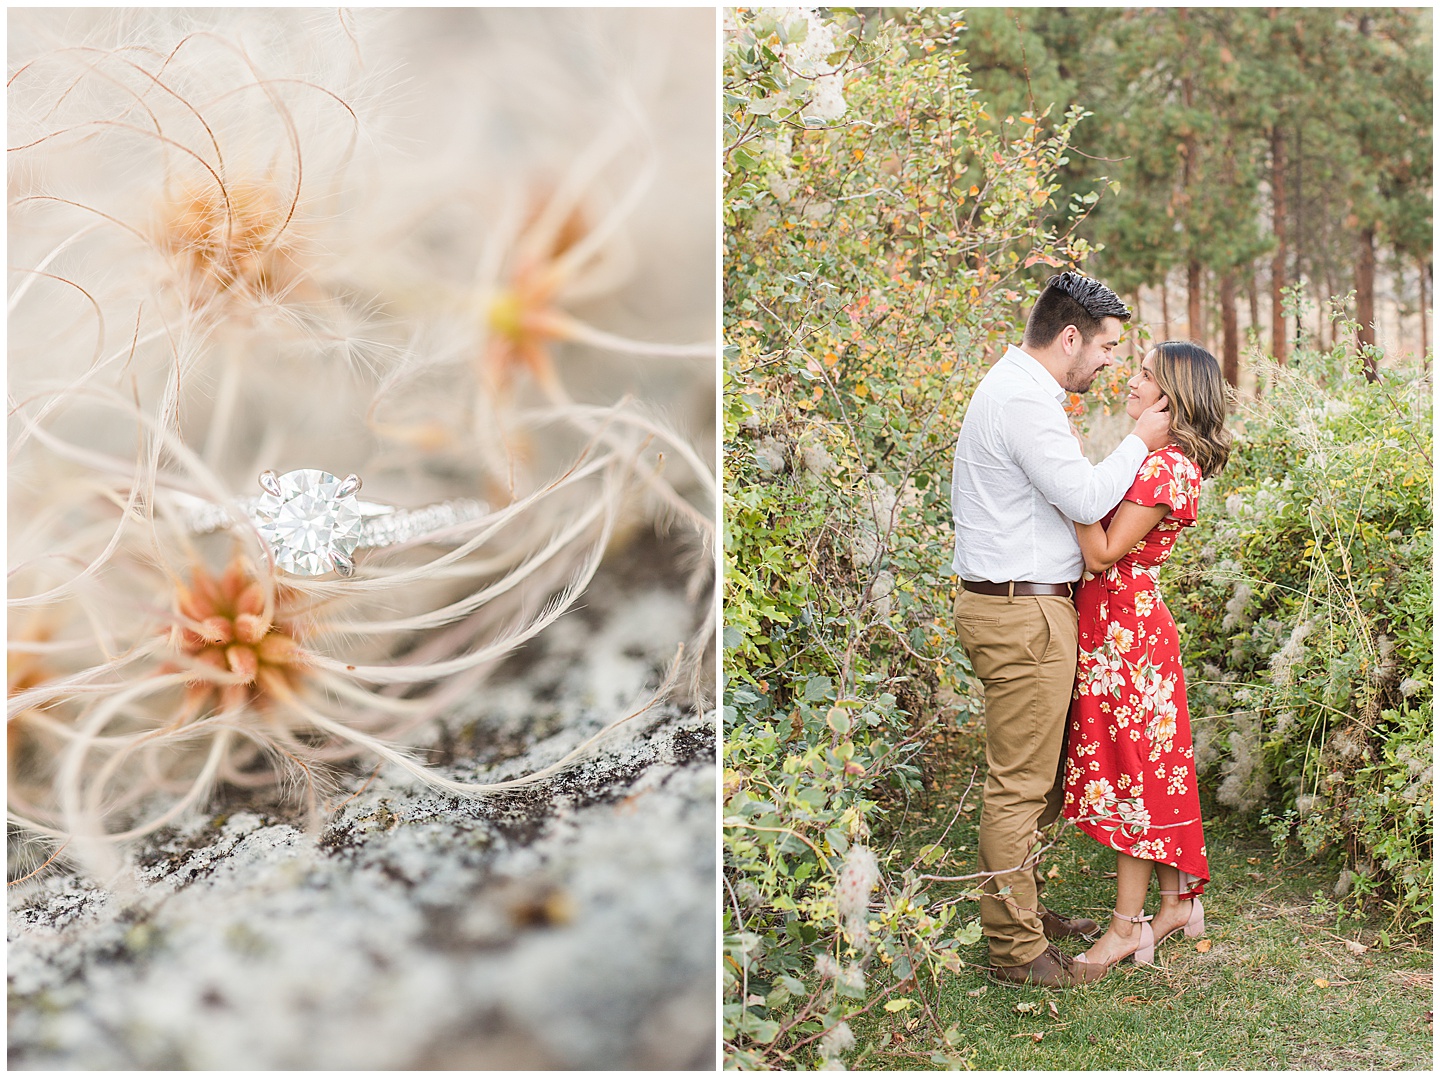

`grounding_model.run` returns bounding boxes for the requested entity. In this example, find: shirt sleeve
[1002,388,1148,525]
[1126,448,1201,524]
